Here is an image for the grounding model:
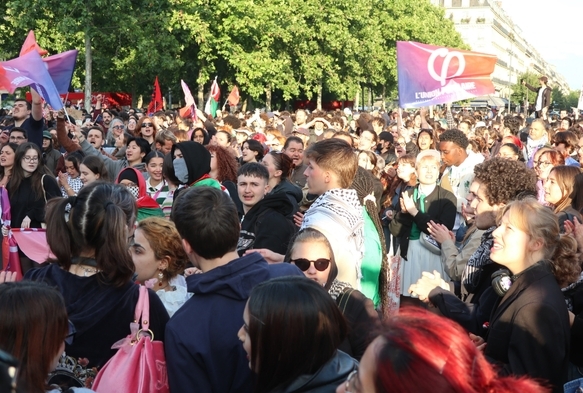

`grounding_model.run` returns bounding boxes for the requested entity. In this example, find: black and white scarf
[461,226,496,296]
